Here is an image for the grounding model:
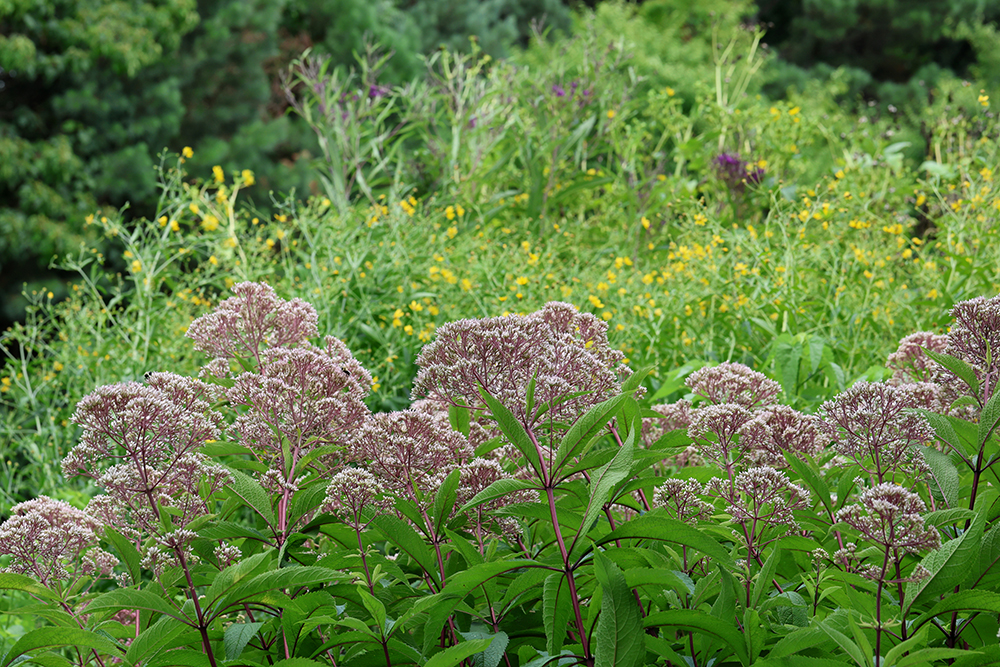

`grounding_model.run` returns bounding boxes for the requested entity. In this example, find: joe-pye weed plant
[4,282,1000,666]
